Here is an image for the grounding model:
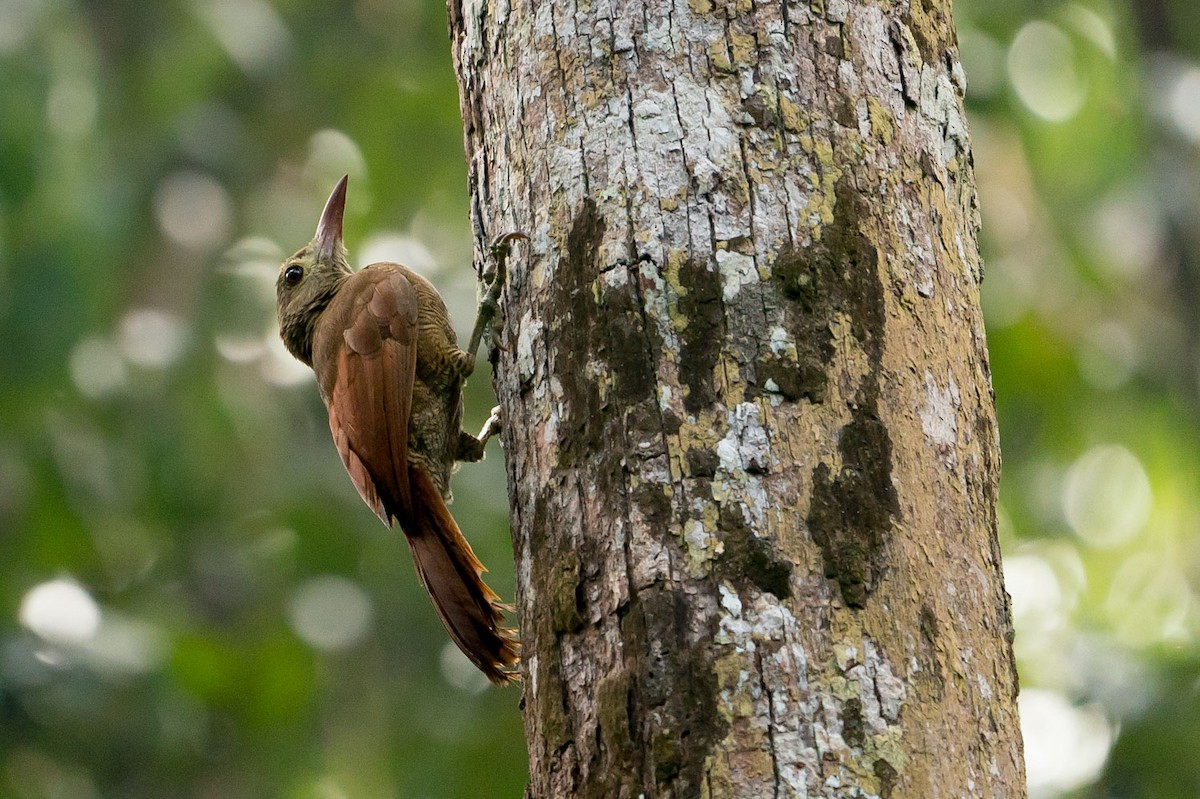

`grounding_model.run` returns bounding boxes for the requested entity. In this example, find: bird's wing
[316,267,419,524]
[314,266,519,681]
